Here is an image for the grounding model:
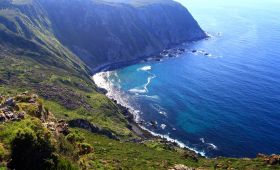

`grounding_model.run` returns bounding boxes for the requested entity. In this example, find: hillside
[0,0,279,169]
[0,92,278,169]
[40,0,206,69]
